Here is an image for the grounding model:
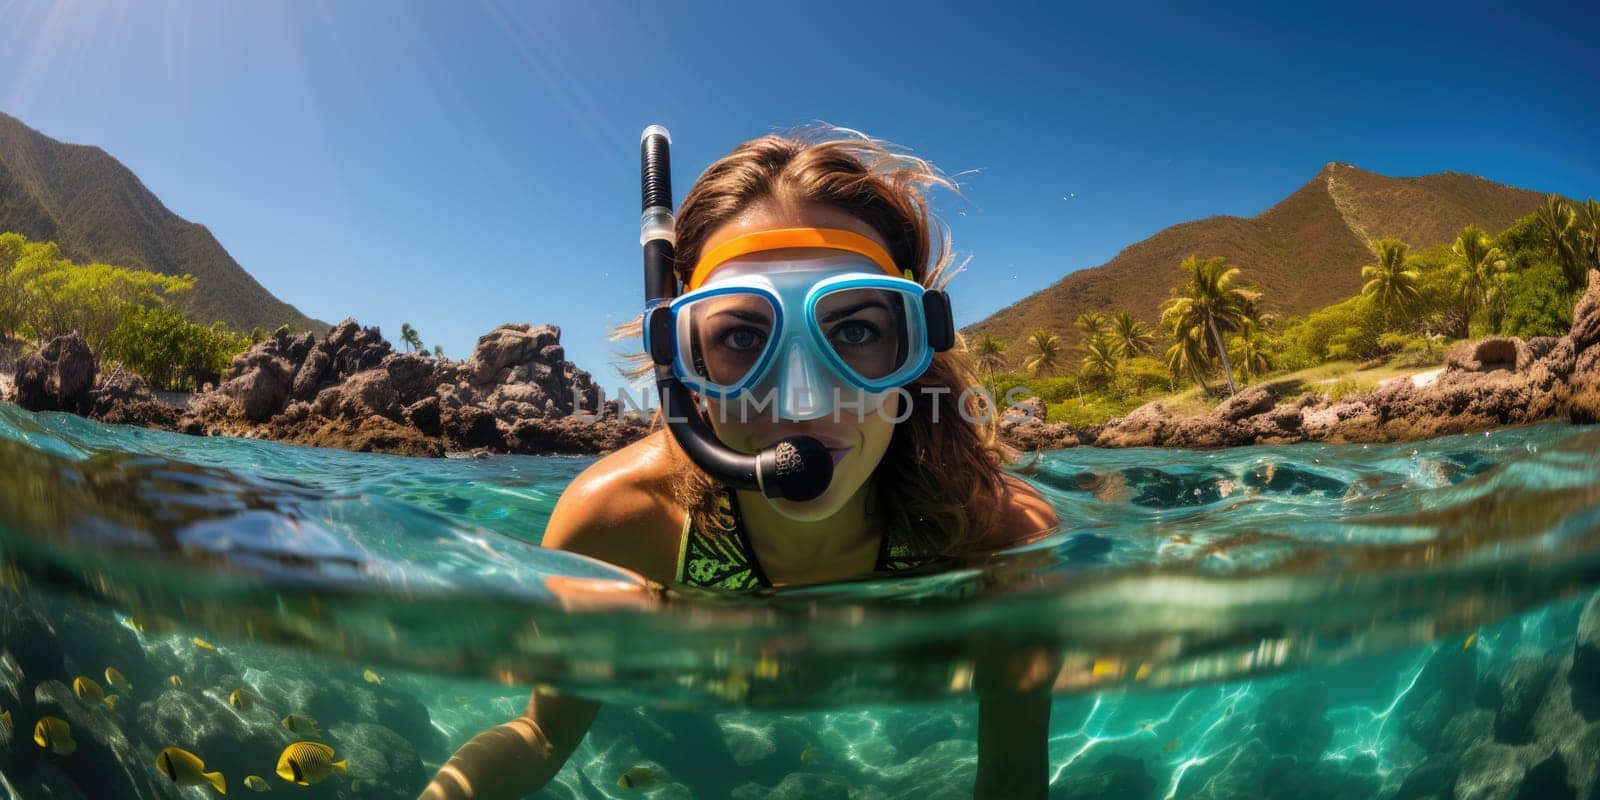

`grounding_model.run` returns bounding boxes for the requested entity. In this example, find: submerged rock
[326,722,426,799]
[1055,753,1155,800]
[1252,682,1333,762]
